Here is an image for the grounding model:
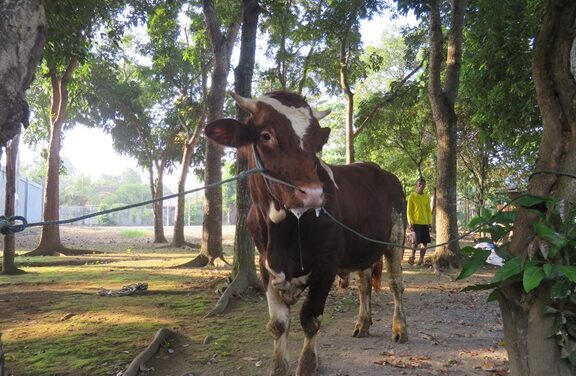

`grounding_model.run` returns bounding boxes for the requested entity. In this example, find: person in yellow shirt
[407,177,432,265]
